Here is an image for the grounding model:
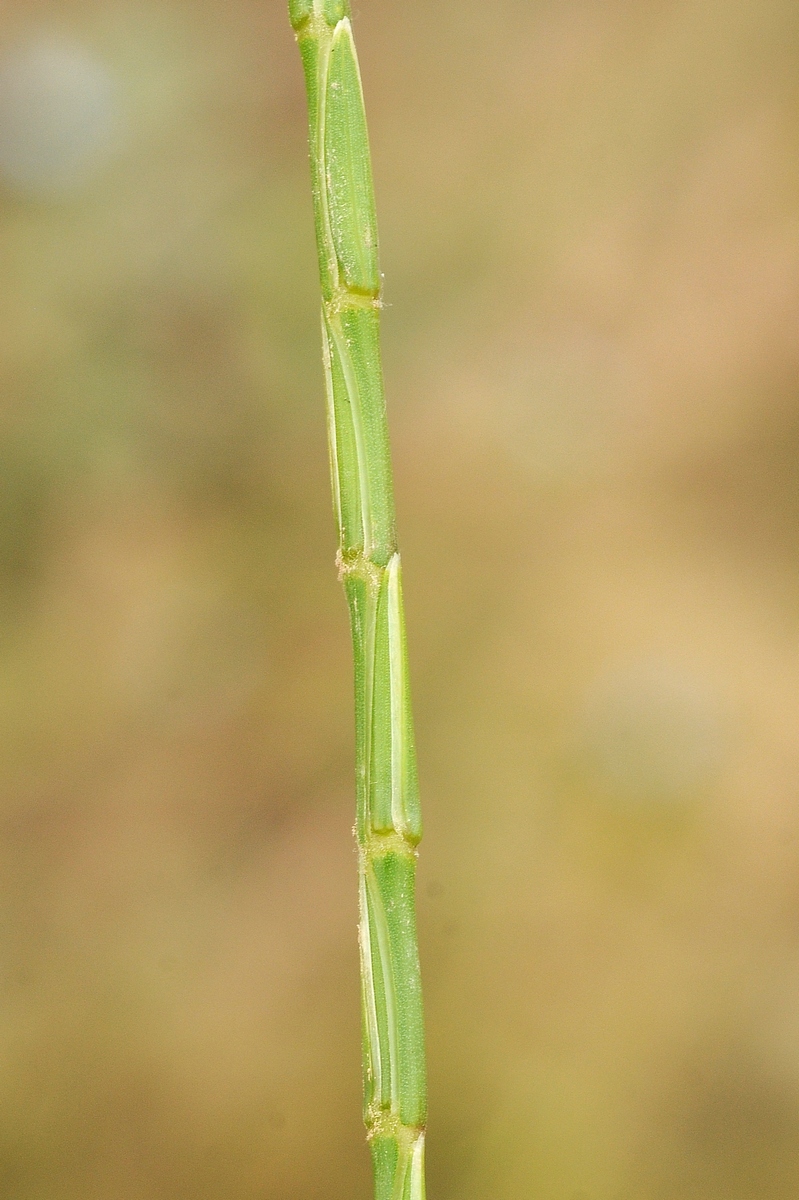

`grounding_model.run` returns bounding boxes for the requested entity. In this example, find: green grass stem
[287,5,427,1199]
